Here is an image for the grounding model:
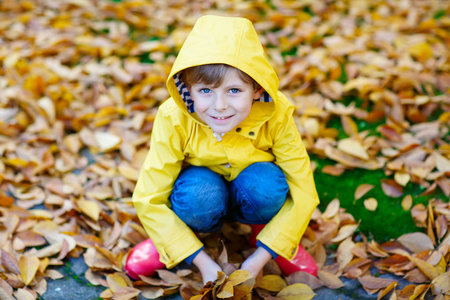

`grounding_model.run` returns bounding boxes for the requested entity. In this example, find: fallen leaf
[354,184,374,201]
[364,198,378,211]
[276,283,316,300]
[401,195,413,211]
[357,276,397,290]
[381,179,404,198]
[317,270,345,289]
[19,256,40,286]
[331,224,359,243]
[397,232,434,254]
[259,275,287,292]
